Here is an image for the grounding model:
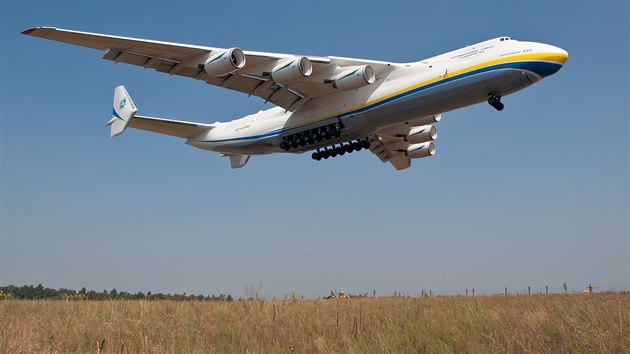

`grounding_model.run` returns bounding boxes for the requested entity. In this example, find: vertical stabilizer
[107,85,138,137]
